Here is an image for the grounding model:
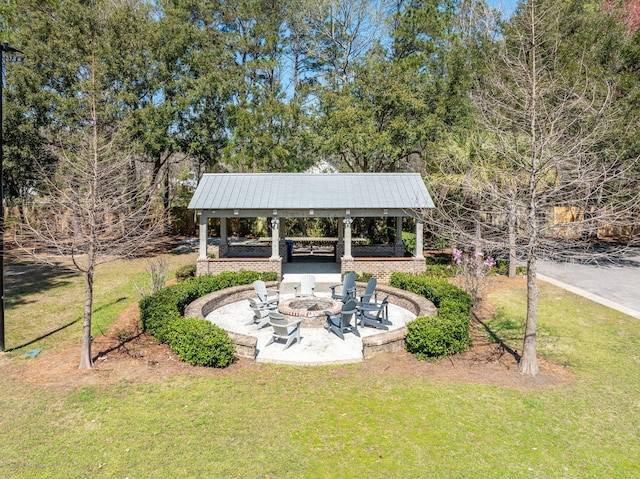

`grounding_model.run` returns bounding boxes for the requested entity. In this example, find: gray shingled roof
[188,173,433,218]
